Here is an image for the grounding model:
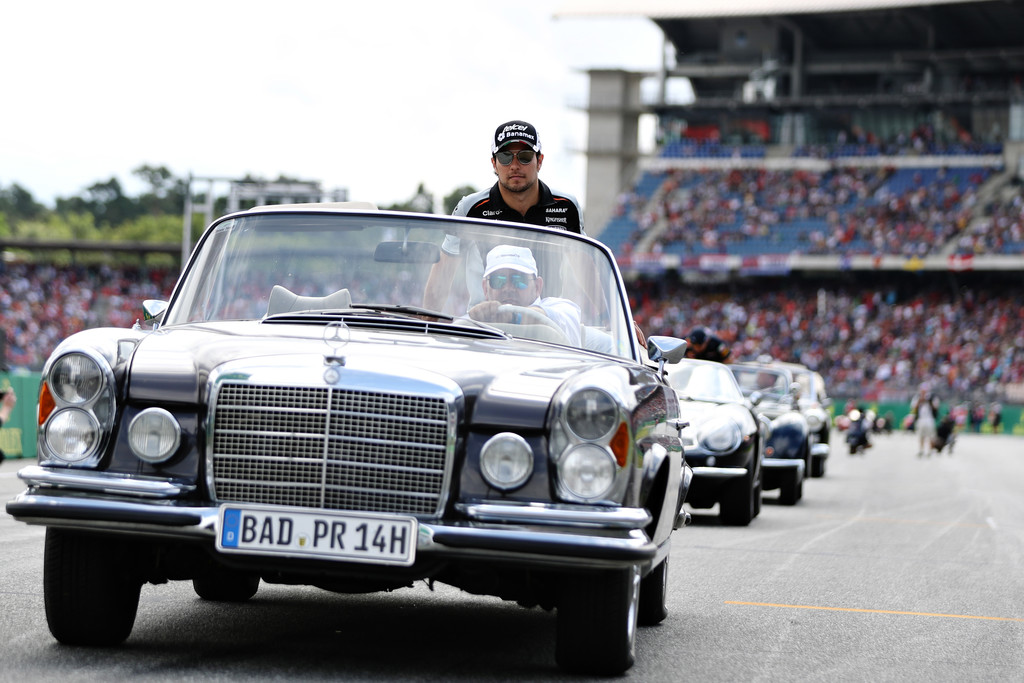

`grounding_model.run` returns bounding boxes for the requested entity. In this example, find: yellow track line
[726,601,1024,622]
